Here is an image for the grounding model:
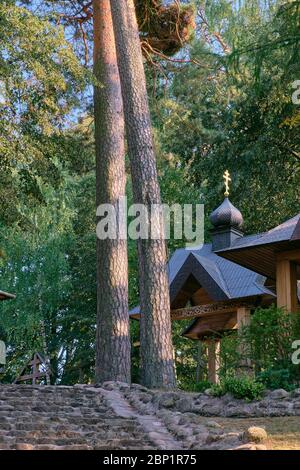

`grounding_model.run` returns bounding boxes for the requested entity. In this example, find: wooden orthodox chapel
[130,171,300,384]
